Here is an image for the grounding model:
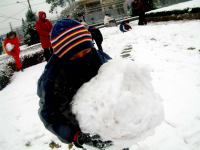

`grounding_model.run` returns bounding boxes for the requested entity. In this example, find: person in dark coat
[120,20,132,32]
[88,26,103,51]
[134,0,147,25]
[36,11,53,61]
[37,19,112,150]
